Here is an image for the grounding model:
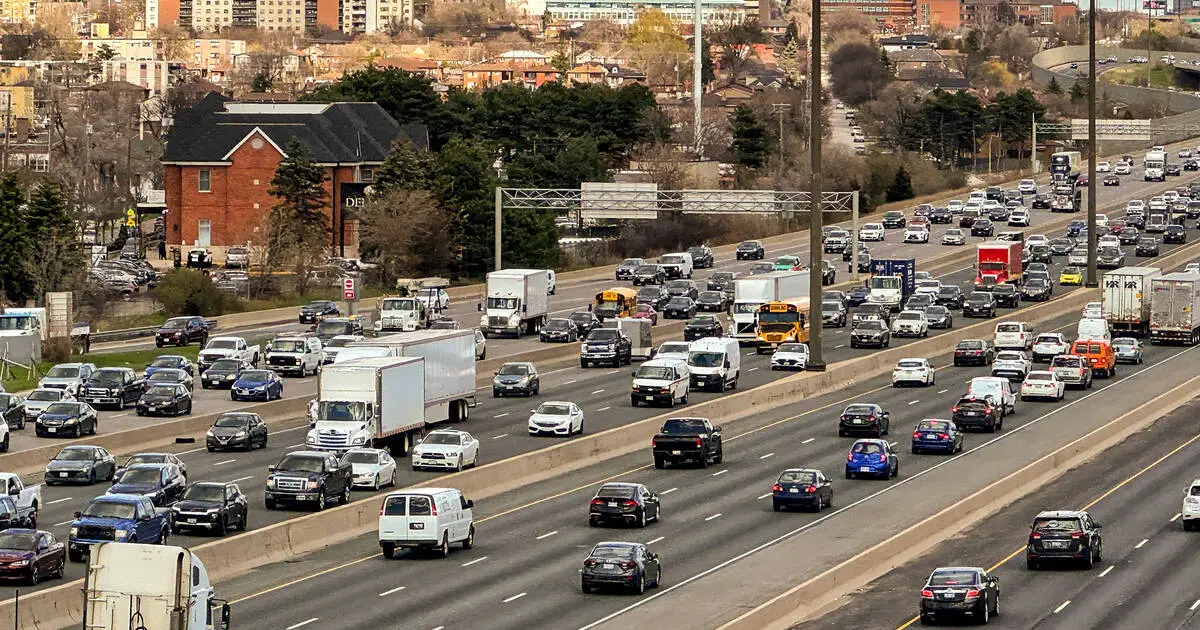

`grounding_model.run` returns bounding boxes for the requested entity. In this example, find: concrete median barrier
[716,374,1200,630]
